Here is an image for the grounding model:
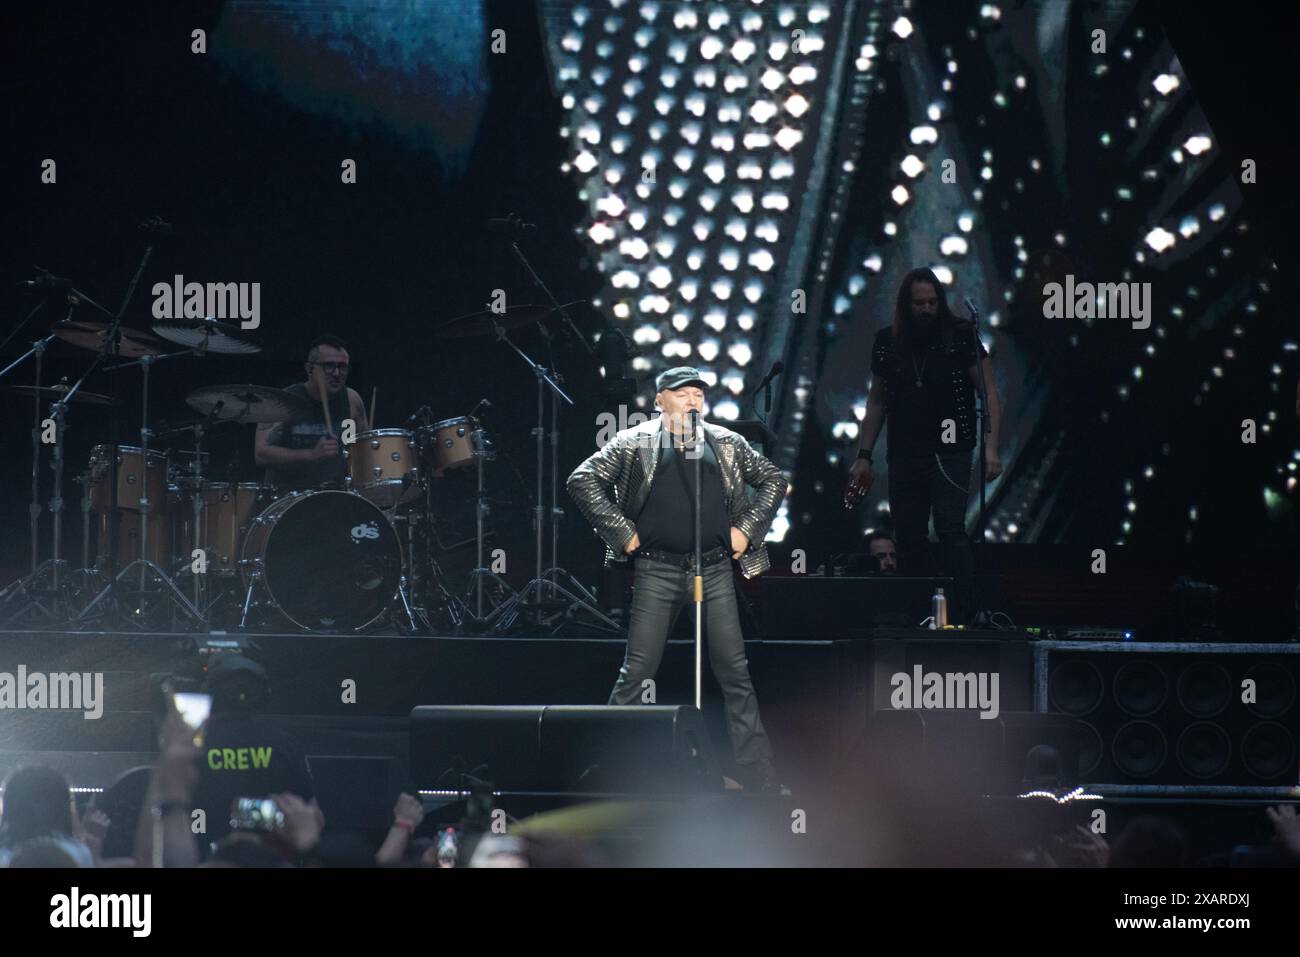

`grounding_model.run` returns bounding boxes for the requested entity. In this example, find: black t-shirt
[192,713,315,847]
[635,436,730,555]
[870,325,987,459]
[264,382,351,491]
